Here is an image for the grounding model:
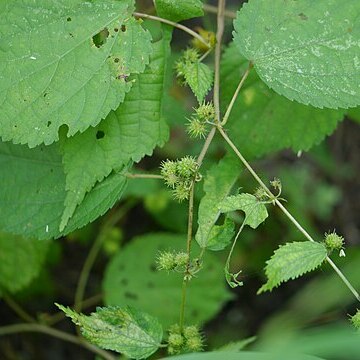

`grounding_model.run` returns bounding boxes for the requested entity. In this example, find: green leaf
[154,0,203,22]
[184,61,213,103]
[103,233,232,328]
[0,1,153,147]
[206,218,235,251]
[233,0,360,109]
[164,351,325,360]
[59,31,170,230]
[195,155,241,249]
[219,193,268,229]
[0,141,128,240]
[221,43,344,159]
[258,241,328,294]
[56,304,162,359]
[0,233,49,293]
